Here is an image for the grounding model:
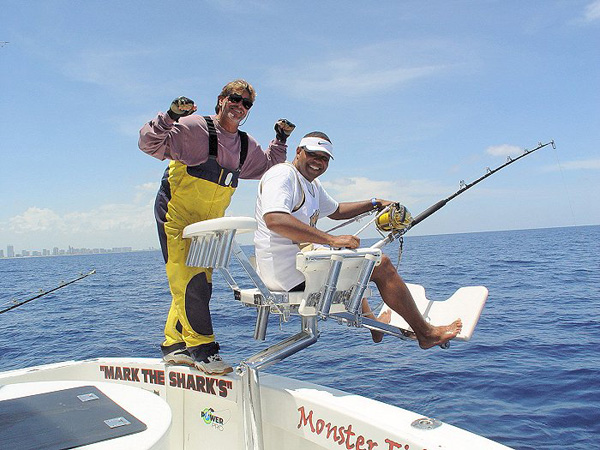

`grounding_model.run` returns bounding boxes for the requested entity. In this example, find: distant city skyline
[0,243,146,259]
